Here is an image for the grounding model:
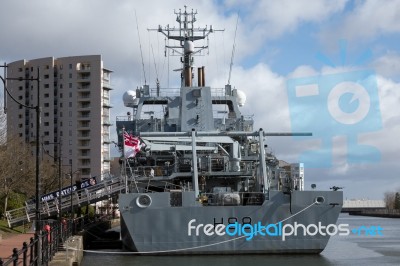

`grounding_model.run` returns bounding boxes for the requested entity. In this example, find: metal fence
[0,218,81,266]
